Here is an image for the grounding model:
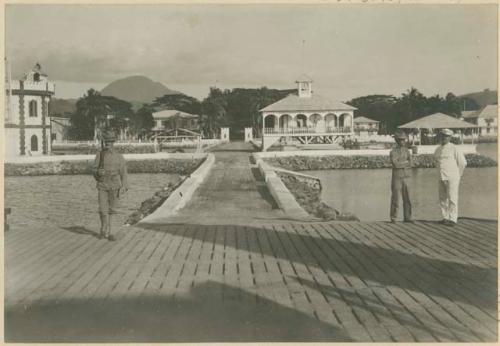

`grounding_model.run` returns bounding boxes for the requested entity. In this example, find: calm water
[477,142,498,160]
[305,143,497,221]
[5,173,181,232]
